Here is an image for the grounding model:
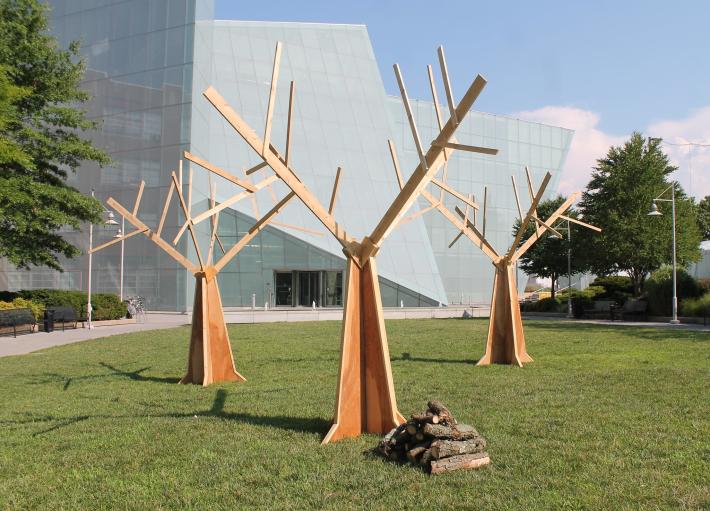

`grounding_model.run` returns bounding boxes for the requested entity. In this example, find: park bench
[582,300,616,320]
[0,308,37,337]
[611,300,648,321]
[46,306,84,331]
